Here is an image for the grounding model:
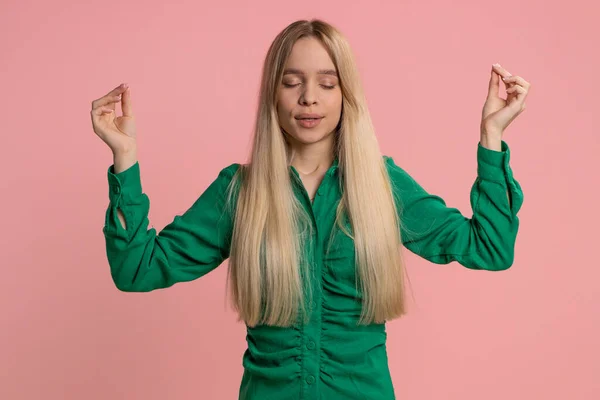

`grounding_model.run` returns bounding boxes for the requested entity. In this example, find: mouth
[295,114,324,120]
[295,116,323,128]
